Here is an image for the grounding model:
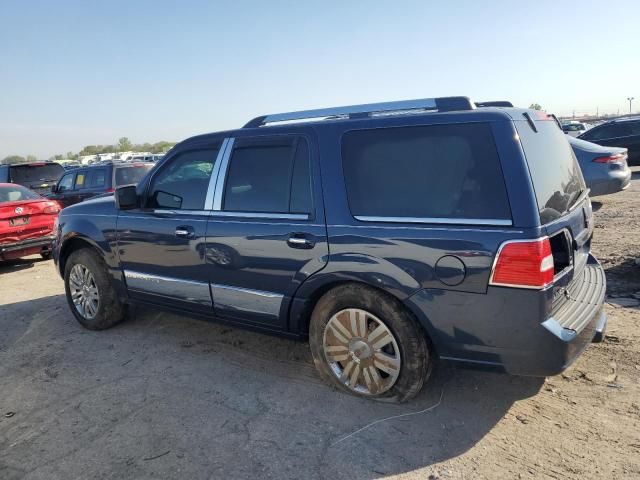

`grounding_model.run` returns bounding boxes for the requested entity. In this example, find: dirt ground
[1,171,639,480]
